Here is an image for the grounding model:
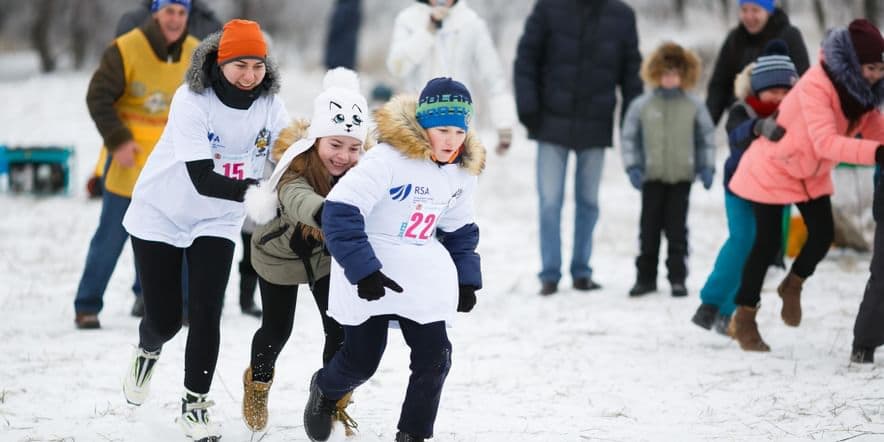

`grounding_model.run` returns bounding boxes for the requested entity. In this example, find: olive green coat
[250,176,331,286]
